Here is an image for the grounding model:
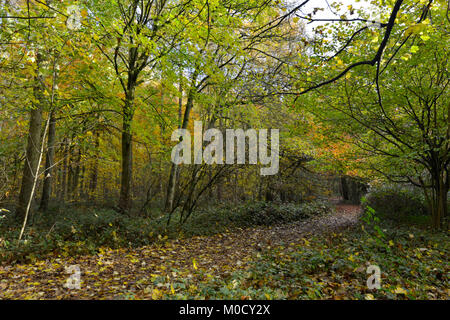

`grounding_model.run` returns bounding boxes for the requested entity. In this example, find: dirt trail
[249,203,361,246]
[0,203,361,299]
